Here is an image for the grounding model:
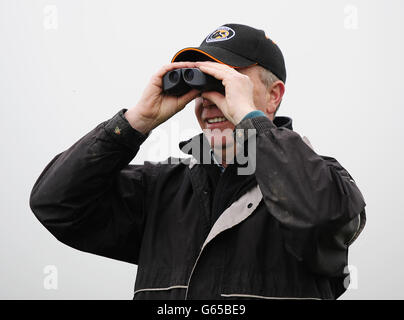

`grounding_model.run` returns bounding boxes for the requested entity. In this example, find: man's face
[194,64,270,149]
